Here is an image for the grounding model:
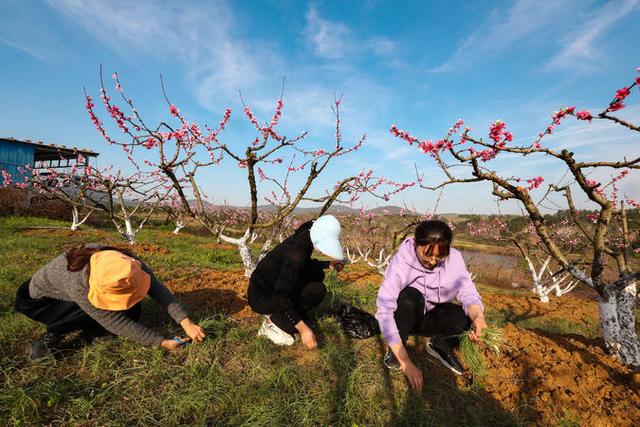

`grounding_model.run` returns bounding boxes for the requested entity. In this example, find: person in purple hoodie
[375,220,487,392]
